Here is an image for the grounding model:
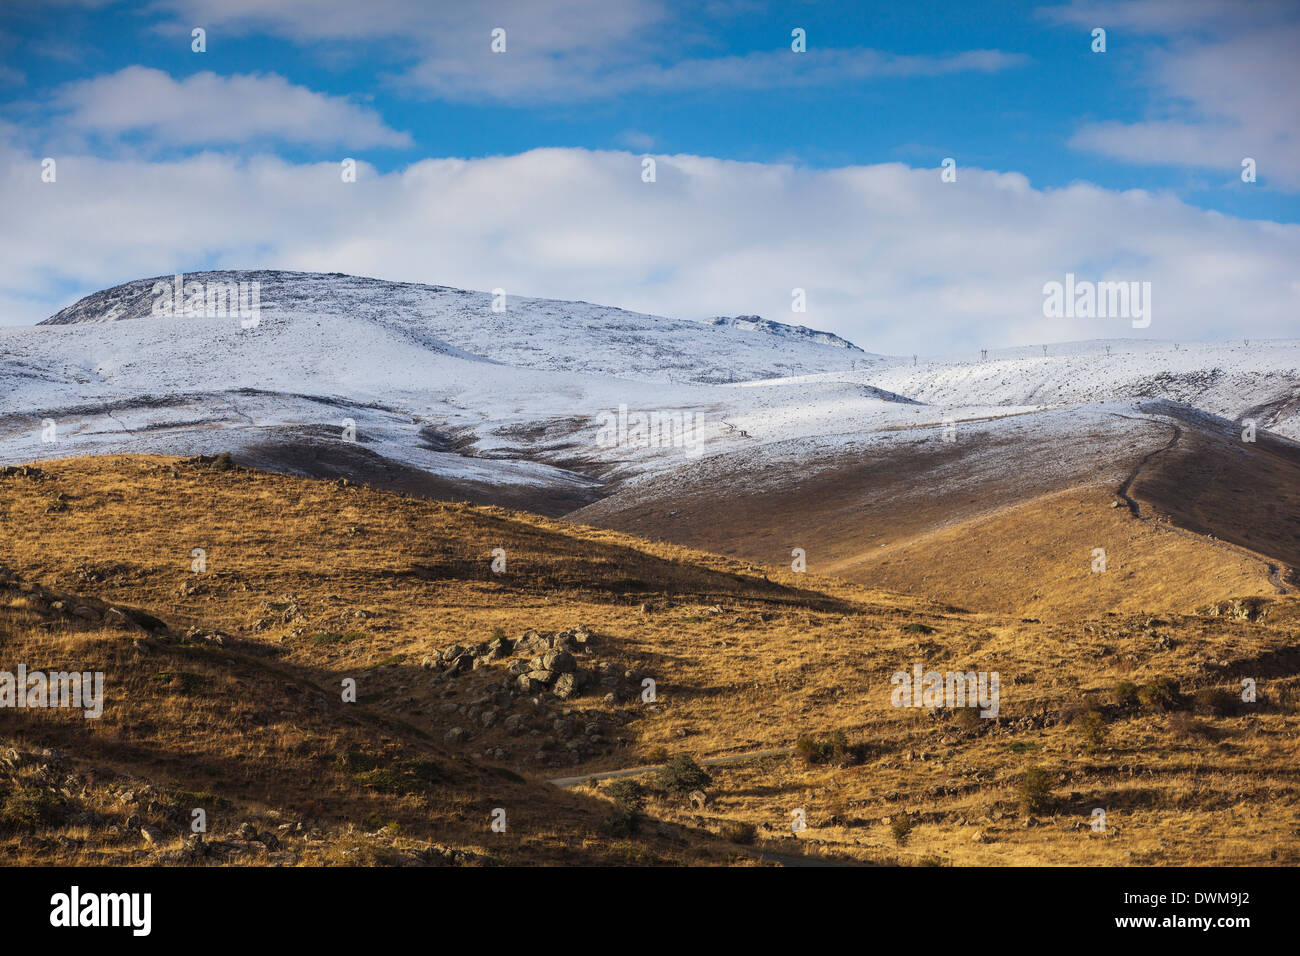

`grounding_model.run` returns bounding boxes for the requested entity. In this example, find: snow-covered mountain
[38,270,879,385]
[3,270,1298,515]
[708,315,863,352]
